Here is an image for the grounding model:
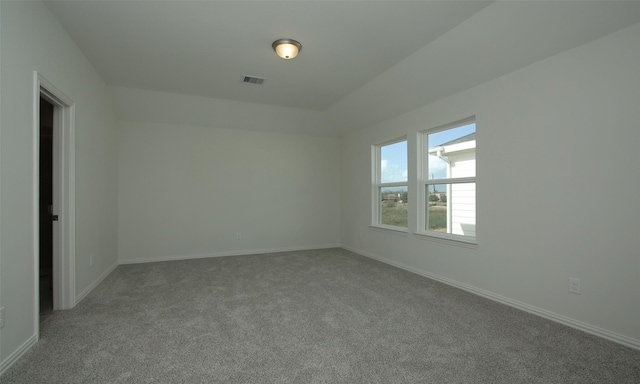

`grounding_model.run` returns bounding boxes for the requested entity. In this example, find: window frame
[417,118,477,244]
[372,136,408,231]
